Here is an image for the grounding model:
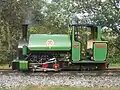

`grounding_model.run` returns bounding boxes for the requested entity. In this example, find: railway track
[0,68,120,76]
